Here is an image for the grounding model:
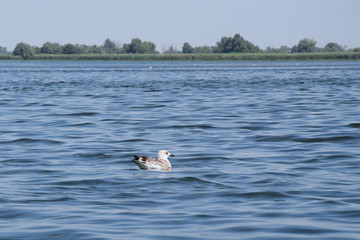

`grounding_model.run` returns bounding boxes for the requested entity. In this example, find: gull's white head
[158,150,175,160]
